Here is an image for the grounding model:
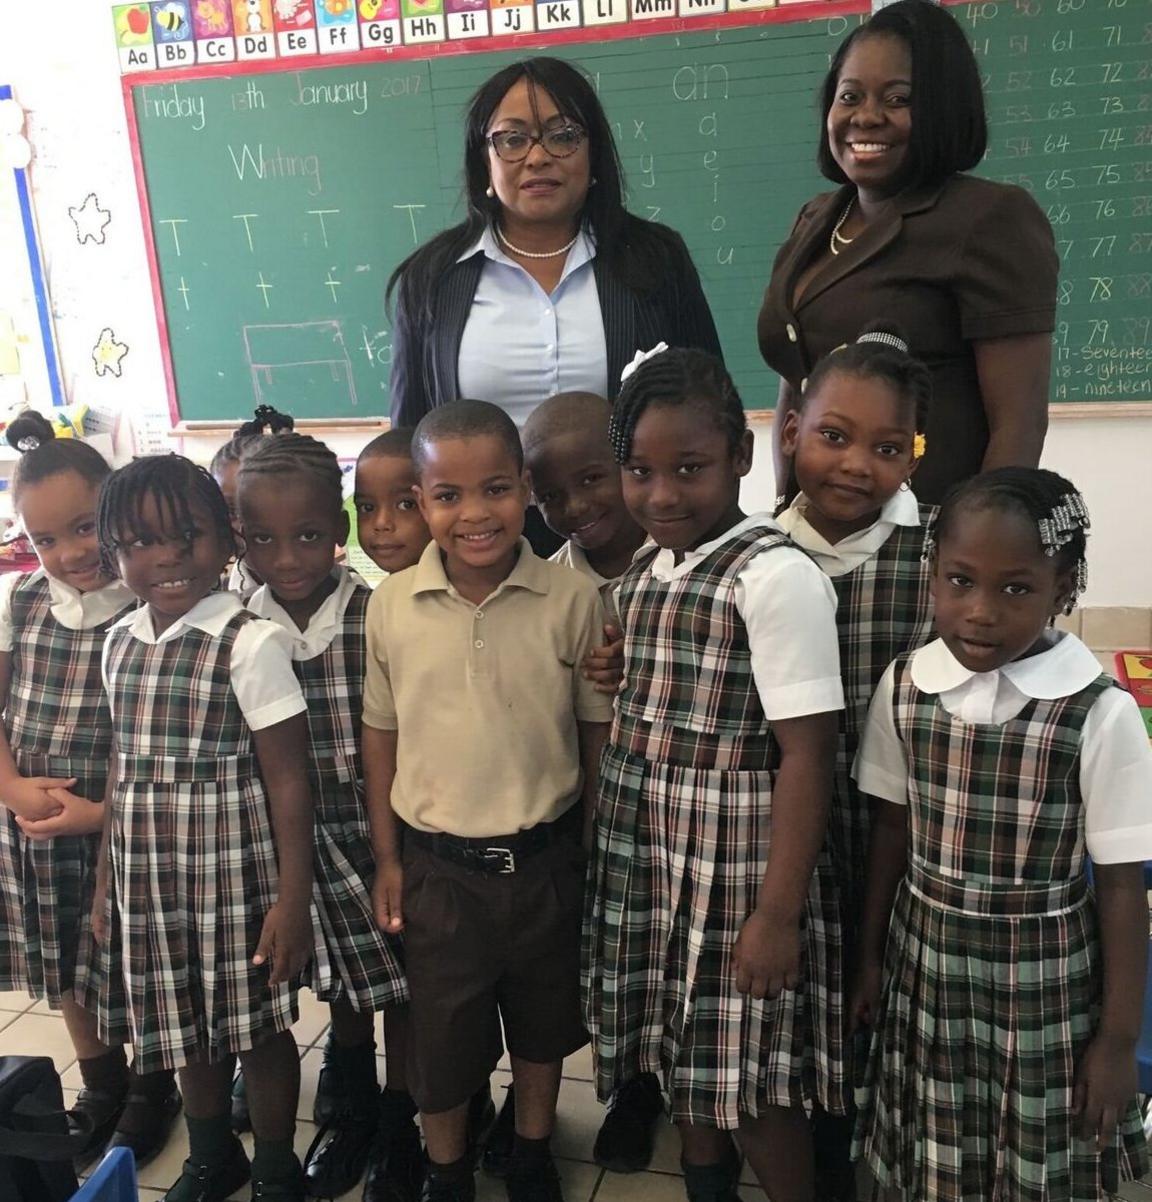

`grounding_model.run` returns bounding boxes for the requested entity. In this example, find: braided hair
[5,411,110,503]
[801,323,932,436]
[237,432,344,515]
[208,405,295,479]
[928,467,1090,612]
[96,454,234,577]
[609,348,746,464]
